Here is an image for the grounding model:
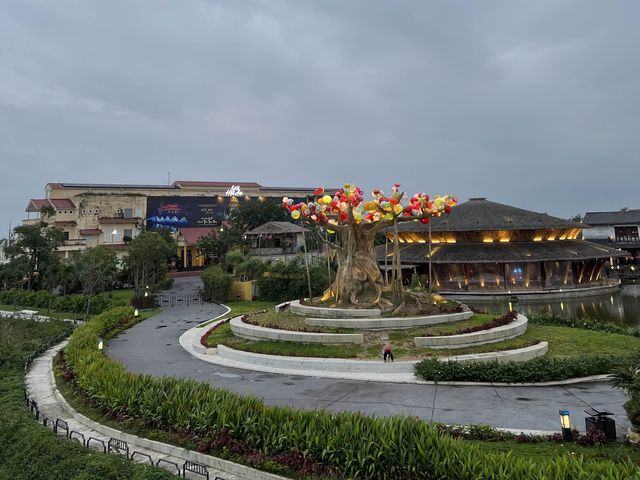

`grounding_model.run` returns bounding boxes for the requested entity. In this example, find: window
[104,231,120,242]
[124,208,133,218]
[134,208,142,218]
[124,229,133,242]
[614,226,639,244]
[63,231,69,241]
